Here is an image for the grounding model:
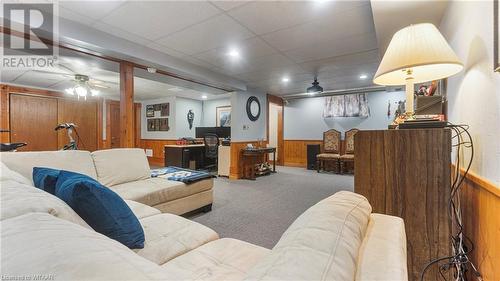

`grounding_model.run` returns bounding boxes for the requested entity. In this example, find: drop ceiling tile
[100,1,221,40]
[59,1,126,20]
[284,32,378,63]
[298,50,380,73]
[261,5,375,52]
[178,56,216,70]
[210,0,249,11]
[0,69,26,83]
[155,14,254,55]
[228,0,369,35]
[14,71,67,88]
[58,6,96,25]
[193,37,277,67]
